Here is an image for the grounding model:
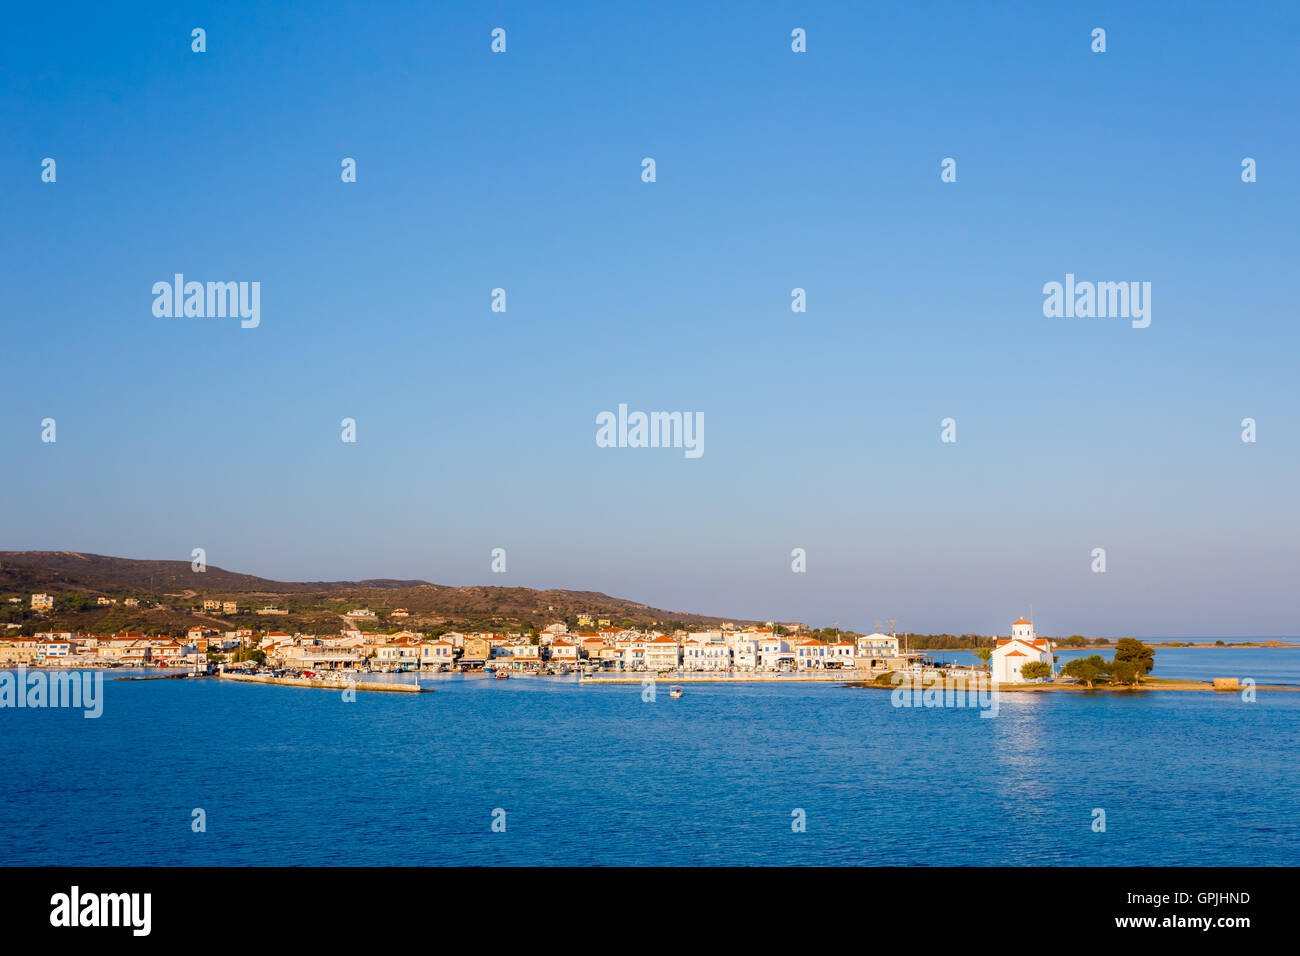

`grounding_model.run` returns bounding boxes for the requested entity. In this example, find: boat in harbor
[495,670,510,680]
[669,686,683,698]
